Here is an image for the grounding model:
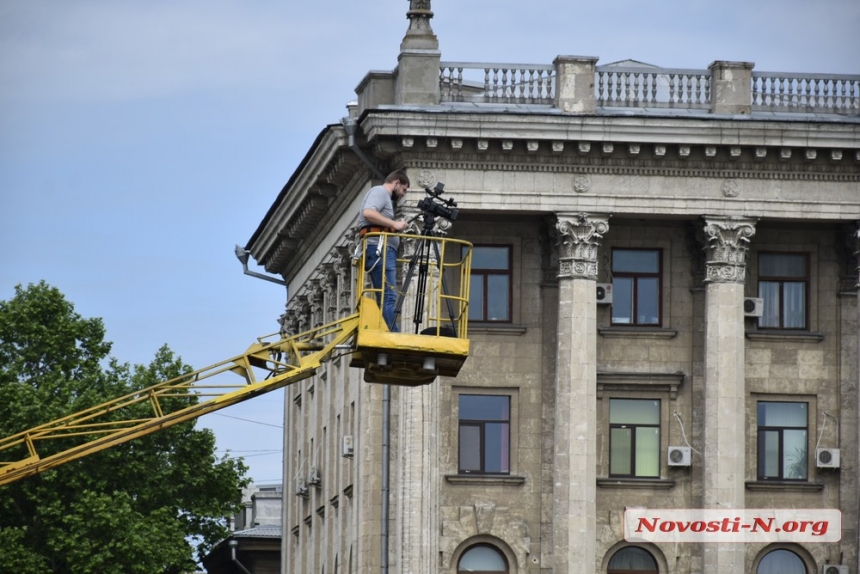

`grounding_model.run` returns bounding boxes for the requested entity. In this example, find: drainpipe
[234,245,288,287]
[228,539,252,574]
[341,101,391,573]
[381,383,391,574]
[341,103,386,181]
